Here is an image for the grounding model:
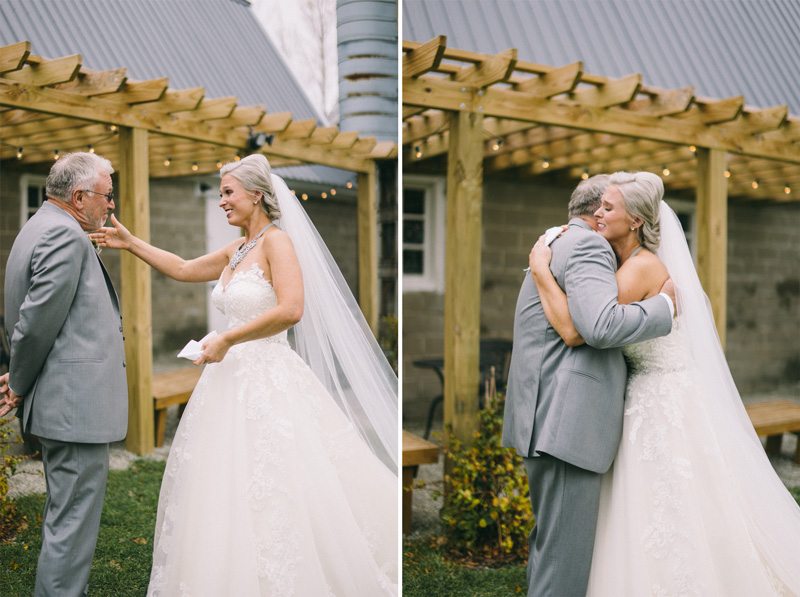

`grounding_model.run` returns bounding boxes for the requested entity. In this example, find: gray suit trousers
[35,439,110,597]
[524,455,602,597]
